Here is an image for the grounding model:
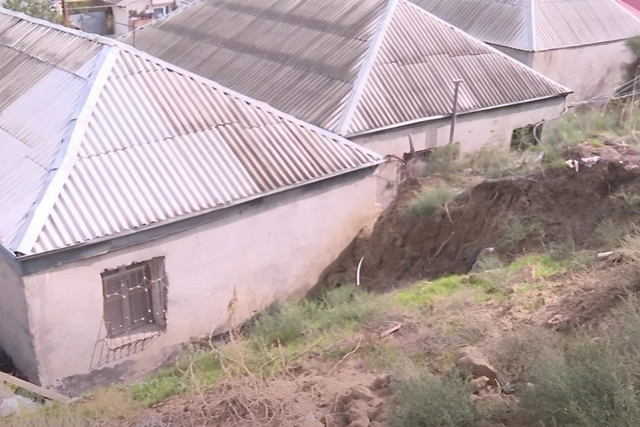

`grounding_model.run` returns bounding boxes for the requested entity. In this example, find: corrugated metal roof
[121,0,569,136]
[413,0,640,51]
[0,9,382,256]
